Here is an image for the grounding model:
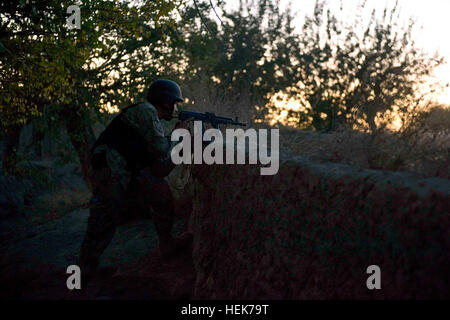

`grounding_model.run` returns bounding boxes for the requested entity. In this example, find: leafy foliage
[1,0,446,176]
[162,0,298,120]
[0,0,181,172]
[159,0,445,133]
[279,0,445,132]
